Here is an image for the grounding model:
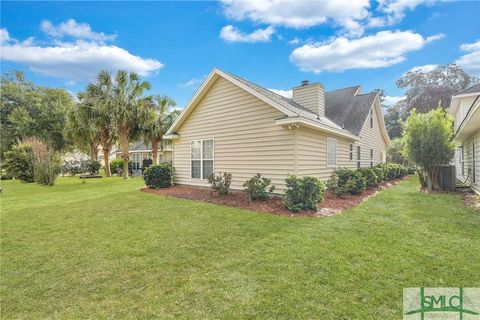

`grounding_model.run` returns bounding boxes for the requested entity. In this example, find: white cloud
[1,33,163,80]
[290,30,442,73]
[0,28,9,44]
[378,0,435,24]
[406,64,438,74]
[220,25,275,43]
[288,38,300,45]
[383,95,405,106]
[269,88,292,98]
[179,75,207,88]
[220,0,370,35]
[456,40,480,77]
[40,19,116,42]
